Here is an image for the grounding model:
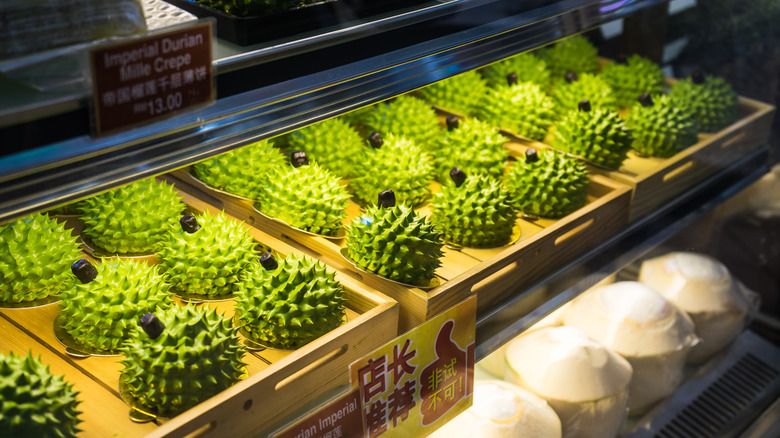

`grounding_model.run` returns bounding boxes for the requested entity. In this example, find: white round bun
[504,327,632,438]
[428,380,562,438]
[639,252,750,363]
